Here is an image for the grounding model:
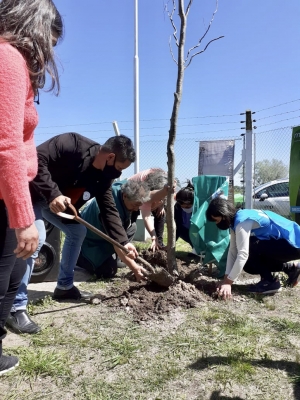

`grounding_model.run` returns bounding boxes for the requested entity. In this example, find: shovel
[58,204,174,288]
